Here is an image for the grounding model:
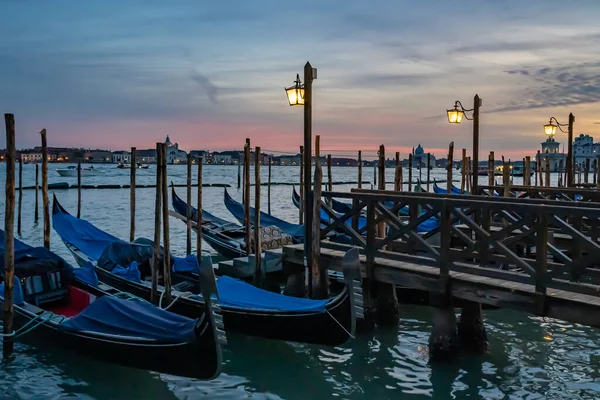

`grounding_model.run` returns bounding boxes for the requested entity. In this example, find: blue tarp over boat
[432,181,464,195]
[58,295,197,342]
[172,186,236,228]
[215,276,328,312]
[224,189,305,240]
